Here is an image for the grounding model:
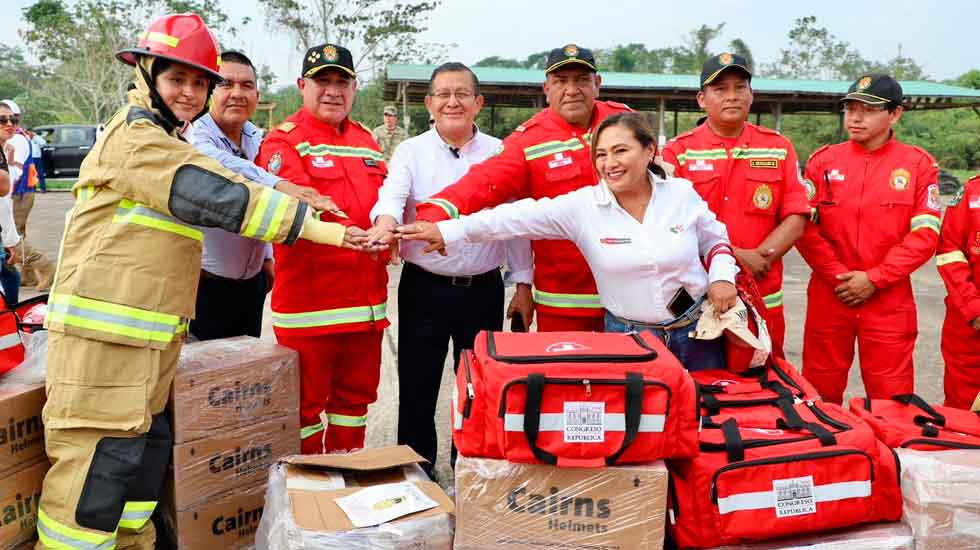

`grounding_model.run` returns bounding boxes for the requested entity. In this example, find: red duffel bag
[693,357,821,416]
[451,330,699,467]
[0,309,24,376]
[849,393,980,450]
[668,400,903,548]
